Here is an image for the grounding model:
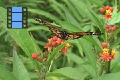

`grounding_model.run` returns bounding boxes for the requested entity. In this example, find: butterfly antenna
[33,17,45,24]
[33,17,53,29]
